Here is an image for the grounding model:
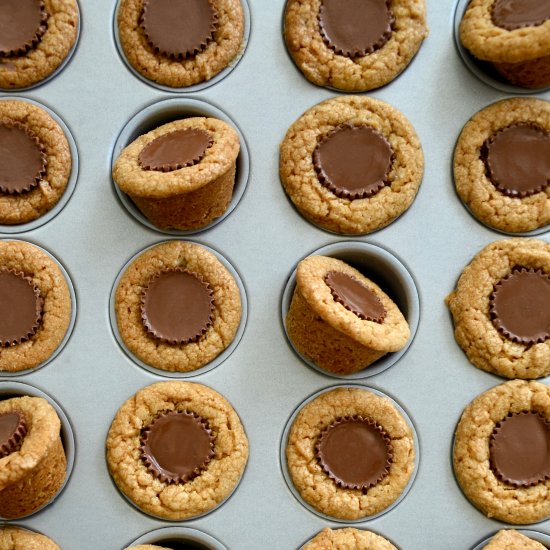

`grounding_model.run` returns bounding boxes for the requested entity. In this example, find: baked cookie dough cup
[284,386,416,521]
[0,395,66,519]
[286,255,410,375]
[0,99,73,227]
[0,527,61,549]
[284,0,428,92]
[280,96,424,235]
[0,240,73,374]
[116,0,245,89]
[446,238,550,379]
[106,381,249,521]
[479,529,548,549]
[454,98,550,234]
[302,528,397,549]
[0,0,79,90]
[113,117,240,232]
[459,0,550,89]
[454,380,550,524]
[113,240,243,375]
